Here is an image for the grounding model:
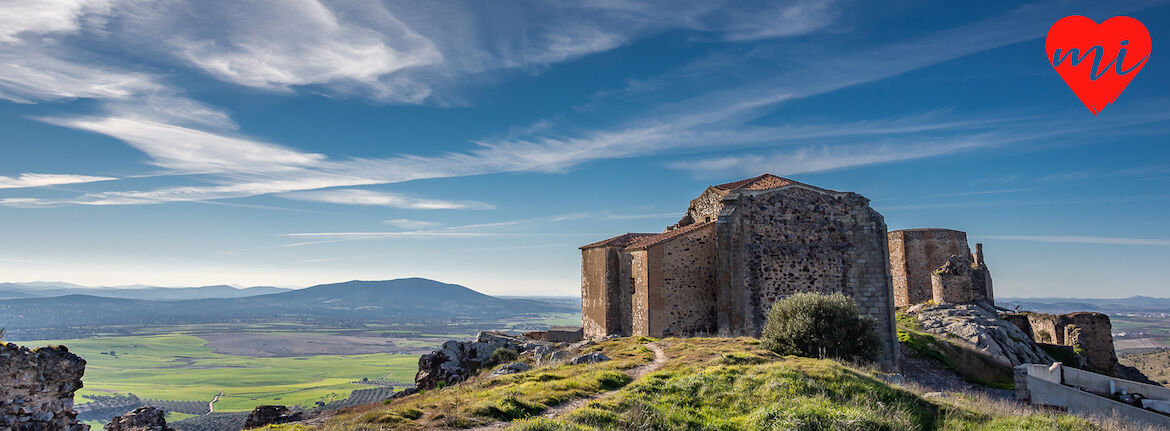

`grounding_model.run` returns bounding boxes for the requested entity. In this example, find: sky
[0,0,1168,298]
